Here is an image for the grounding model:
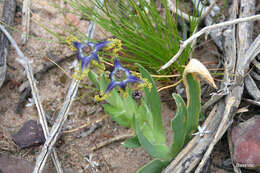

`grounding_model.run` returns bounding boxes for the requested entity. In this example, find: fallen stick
[21,0,30,44]
[0,0,16,88]
[244,74,260,101]
[87,132,134,153]
[243,98,260,106]
[63,114,109,134]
